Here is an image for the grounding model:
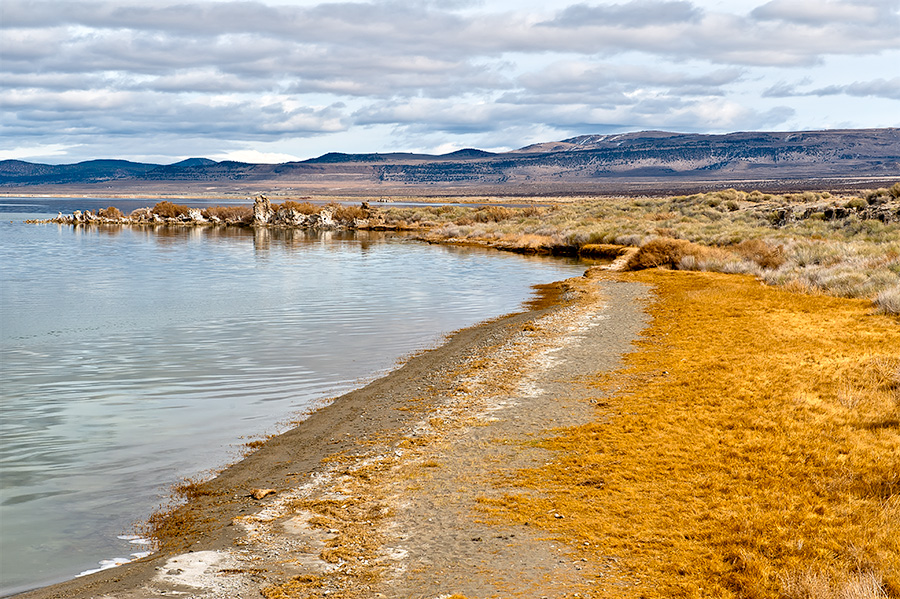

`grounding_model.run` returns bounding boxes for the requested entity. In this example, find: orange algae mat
[491,270,899,599]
